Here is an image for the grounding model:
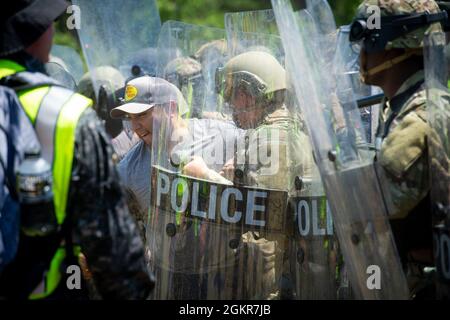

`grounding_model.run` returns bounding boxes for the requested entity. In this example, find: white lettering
[66,265,81,290]
[297,200,310,236]
[221,188,242,224]
[66,5,81,30]
[245,190,267,227]
[366,265,381,290]
[367,5,381,30]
